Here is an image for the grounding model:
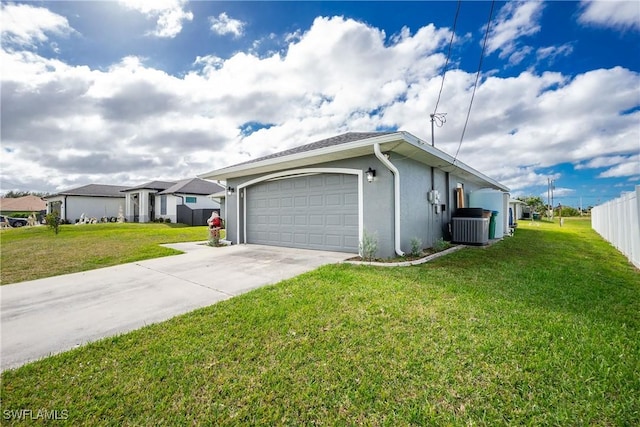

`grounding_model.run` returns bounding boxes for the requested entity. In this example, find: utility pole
[550,180,555,221]
[547,178,551,220]
[429,113,446,147]
[430,114,435,147]
[580,196,583,216]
